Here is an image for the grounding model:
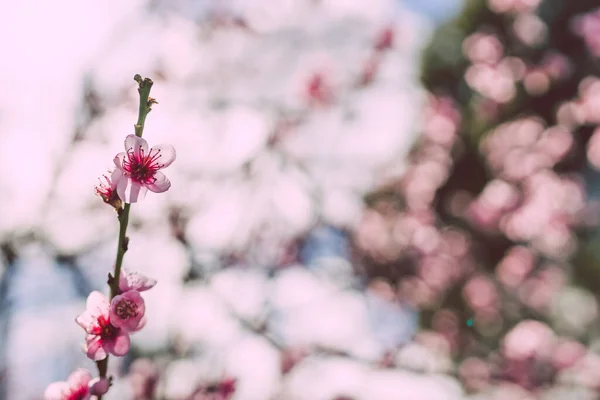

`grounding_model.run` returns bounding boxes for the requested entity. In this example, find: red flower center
[123,146,164,185]
[92,315,119,340]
